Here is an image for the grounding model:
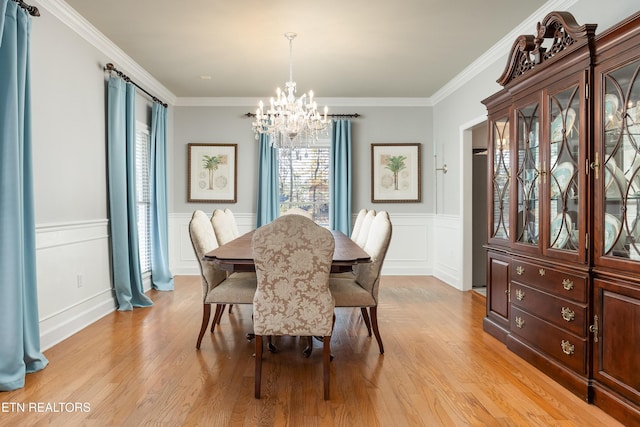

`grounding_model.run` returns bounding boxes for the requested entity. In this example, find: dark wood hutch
[482,10,640,424]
